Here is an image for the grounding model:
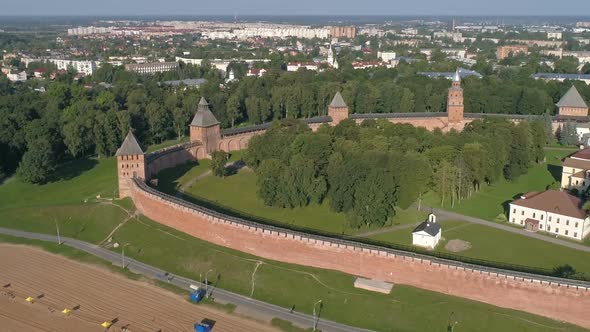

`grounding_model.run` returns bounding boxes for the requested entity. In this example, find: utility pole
[205,269,214,298]
[313,300,323,331]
